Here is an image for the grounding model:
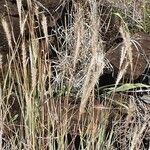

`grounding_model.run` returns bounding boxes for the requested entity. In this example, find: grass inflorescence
[0,0,149,149]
